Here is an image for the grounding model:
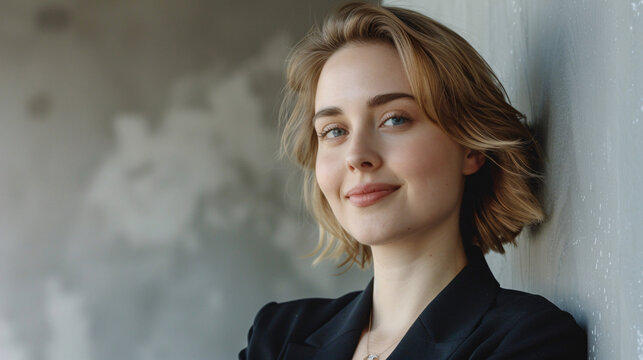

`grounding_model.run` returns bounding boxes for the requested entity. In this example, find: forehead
[314,42,412,111]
